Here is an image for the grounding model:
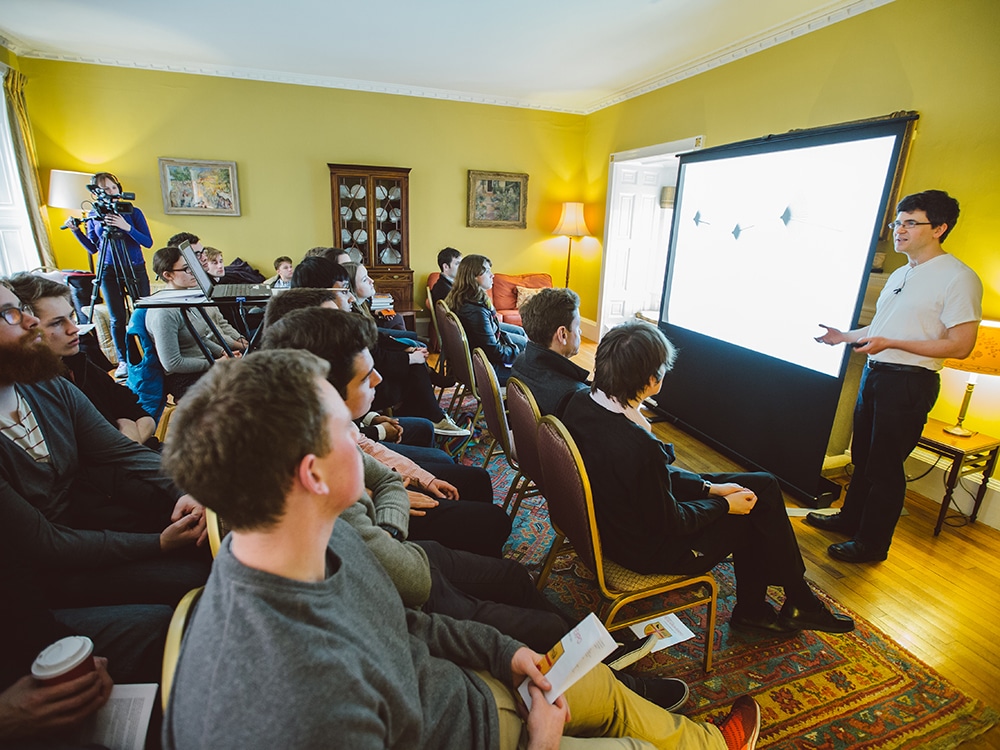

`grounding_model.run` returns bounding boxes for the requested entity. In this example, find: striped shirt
[0,390,50,462]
